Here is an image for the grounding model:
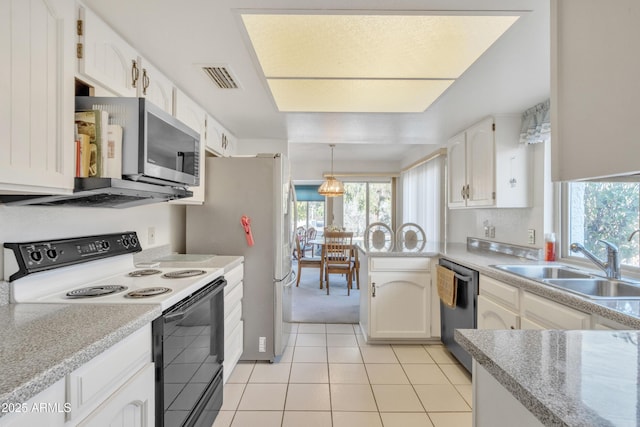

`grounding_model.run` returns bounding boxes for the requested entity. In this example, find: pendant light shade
[318,145,344,197]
